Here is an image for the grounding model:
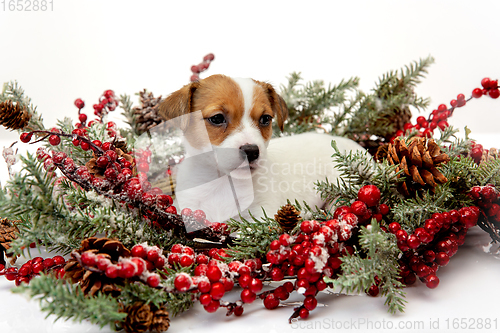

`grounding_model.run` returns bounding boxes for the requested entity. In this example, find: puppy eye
[207,114,226,126]
[259,115,273,126]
